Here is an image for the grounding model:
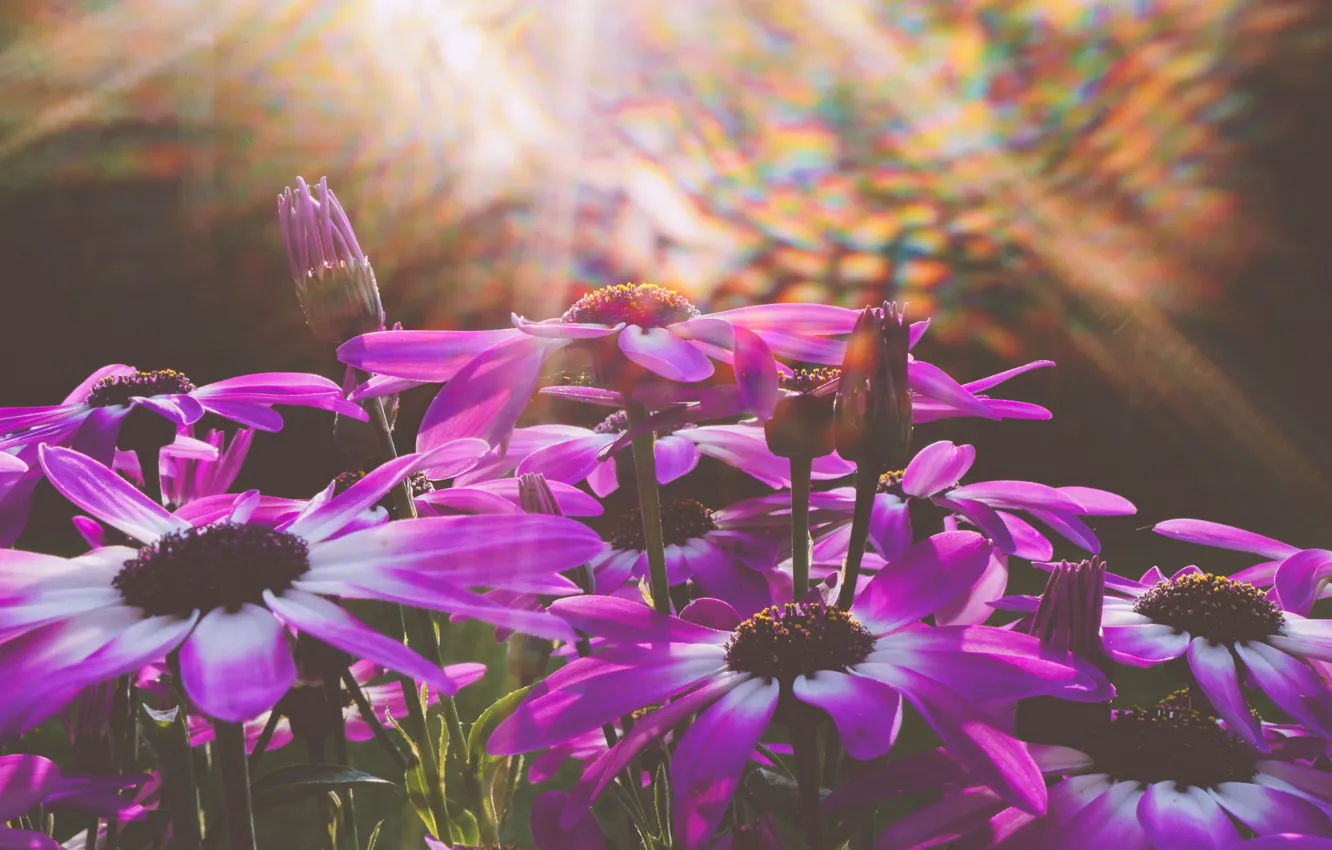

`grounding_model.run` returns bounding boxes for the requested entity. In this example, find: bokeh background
[3,0,1332,846]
